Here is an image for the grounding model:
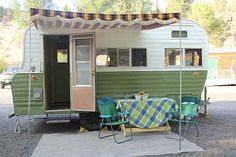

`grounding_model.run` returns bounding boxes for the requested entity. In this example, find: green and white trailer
[11,8,208,131]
